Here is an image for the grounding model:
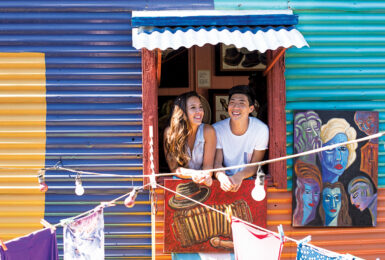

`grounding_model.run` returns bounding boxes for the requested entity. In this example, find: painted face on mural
[354,112,377,136]
[322,187,342,220]
[294,111,322,165]
[302,182,320,212]
[321,133,349,181]
[301,119,321,149]
[349,181,373,211]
